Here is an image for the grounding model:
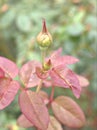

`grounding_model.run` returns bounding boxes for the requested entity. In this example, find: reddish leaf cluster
[19,48,89,98]
[0,48,89,130]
